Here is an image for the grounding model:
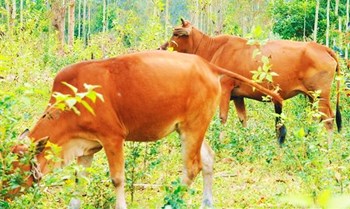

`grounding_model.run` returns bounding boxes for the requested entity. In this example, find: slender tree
[82,0,86,45]
[68,0,75,48]
[313,0,320,42]
[346,0,349,59]
[87,0,91,45]
[20,0,23,28]
[326,0,330,46]
[103,0,106,32]
[78,0,81,38]
[165,0,169,38]
[5,0,16,32]
[50,0,66,55]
